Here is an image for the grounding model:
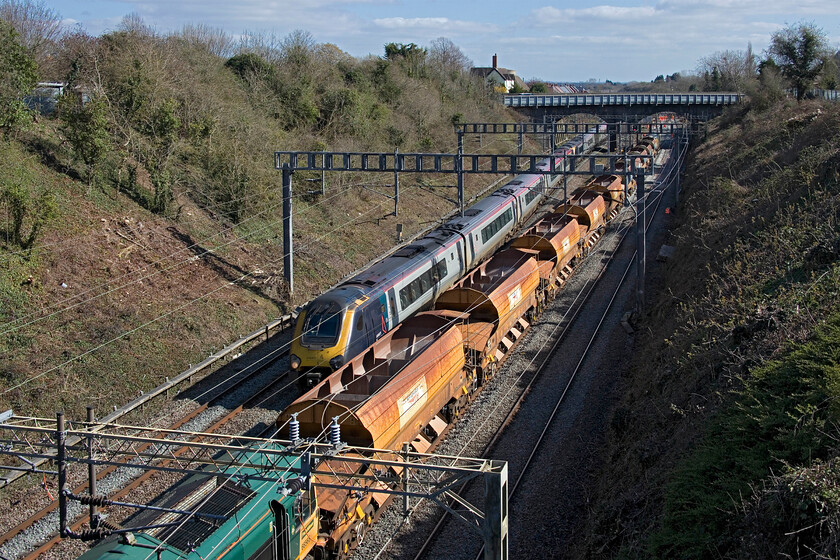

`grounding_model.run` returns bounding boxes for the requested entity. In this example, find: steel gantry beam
[274,151,653,176]
[274,147,658,295]
[454,121,682,136]
[0,413,510,560]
